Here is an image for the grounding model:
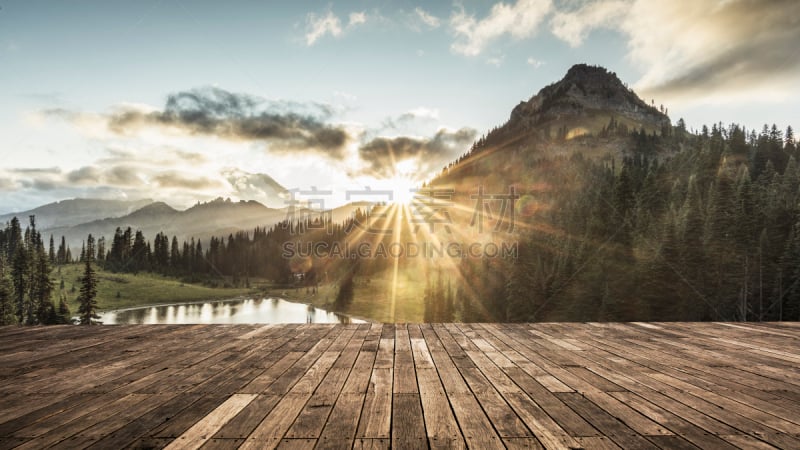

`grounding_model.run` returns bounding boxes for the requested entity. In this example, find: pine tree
[0,256,16,325]
[32,246,55,324]
[48,235,55,264]
[11,241,28,323]
[77,235,100,325]
[57,236,66,265]
[56,292,71,324]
